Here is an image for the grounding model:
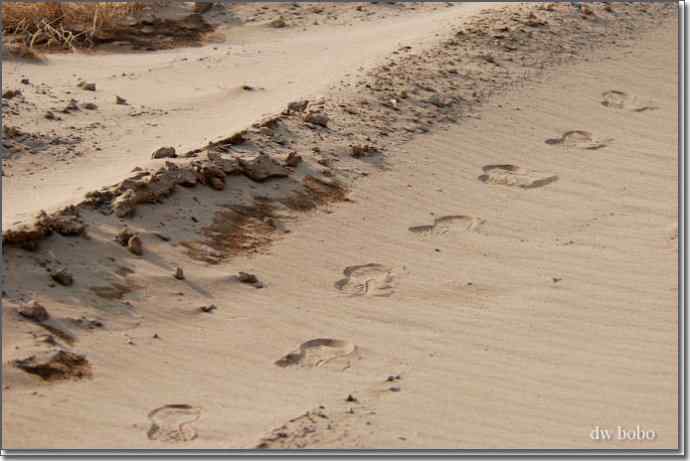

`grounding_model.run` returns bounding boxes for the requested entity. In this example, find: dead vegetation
[3,2,145,49]
[2,1,212,52]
